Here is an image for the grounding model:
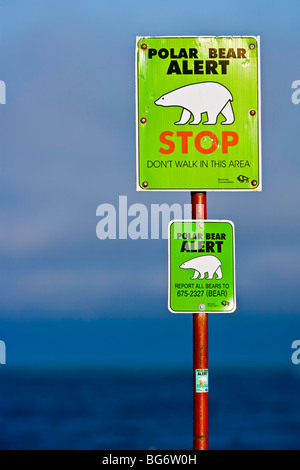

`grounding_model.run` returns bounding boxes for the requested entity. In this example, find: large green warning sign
[136,36,261,191]
[168,220,236,313]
